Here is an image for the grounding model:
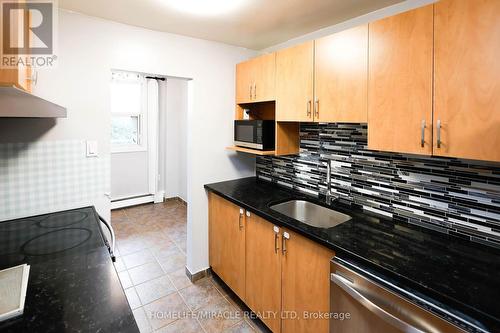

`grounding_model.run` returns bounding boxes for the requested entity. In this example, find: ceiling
[59,0,403,50]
